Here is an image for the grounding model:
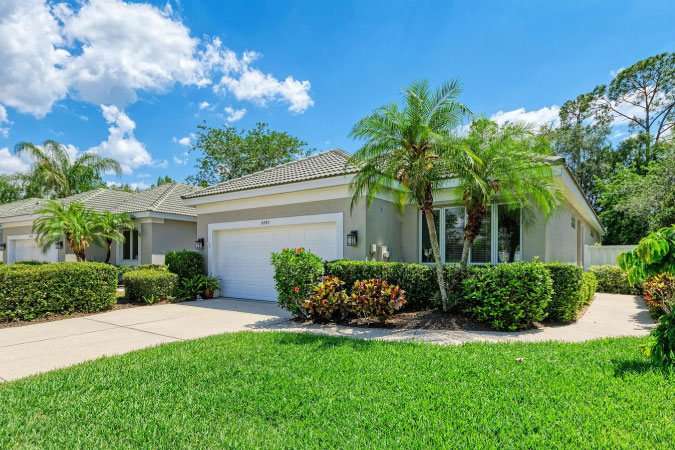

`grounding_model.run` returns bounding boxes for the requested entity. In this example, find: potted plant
[201,275,222,299]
